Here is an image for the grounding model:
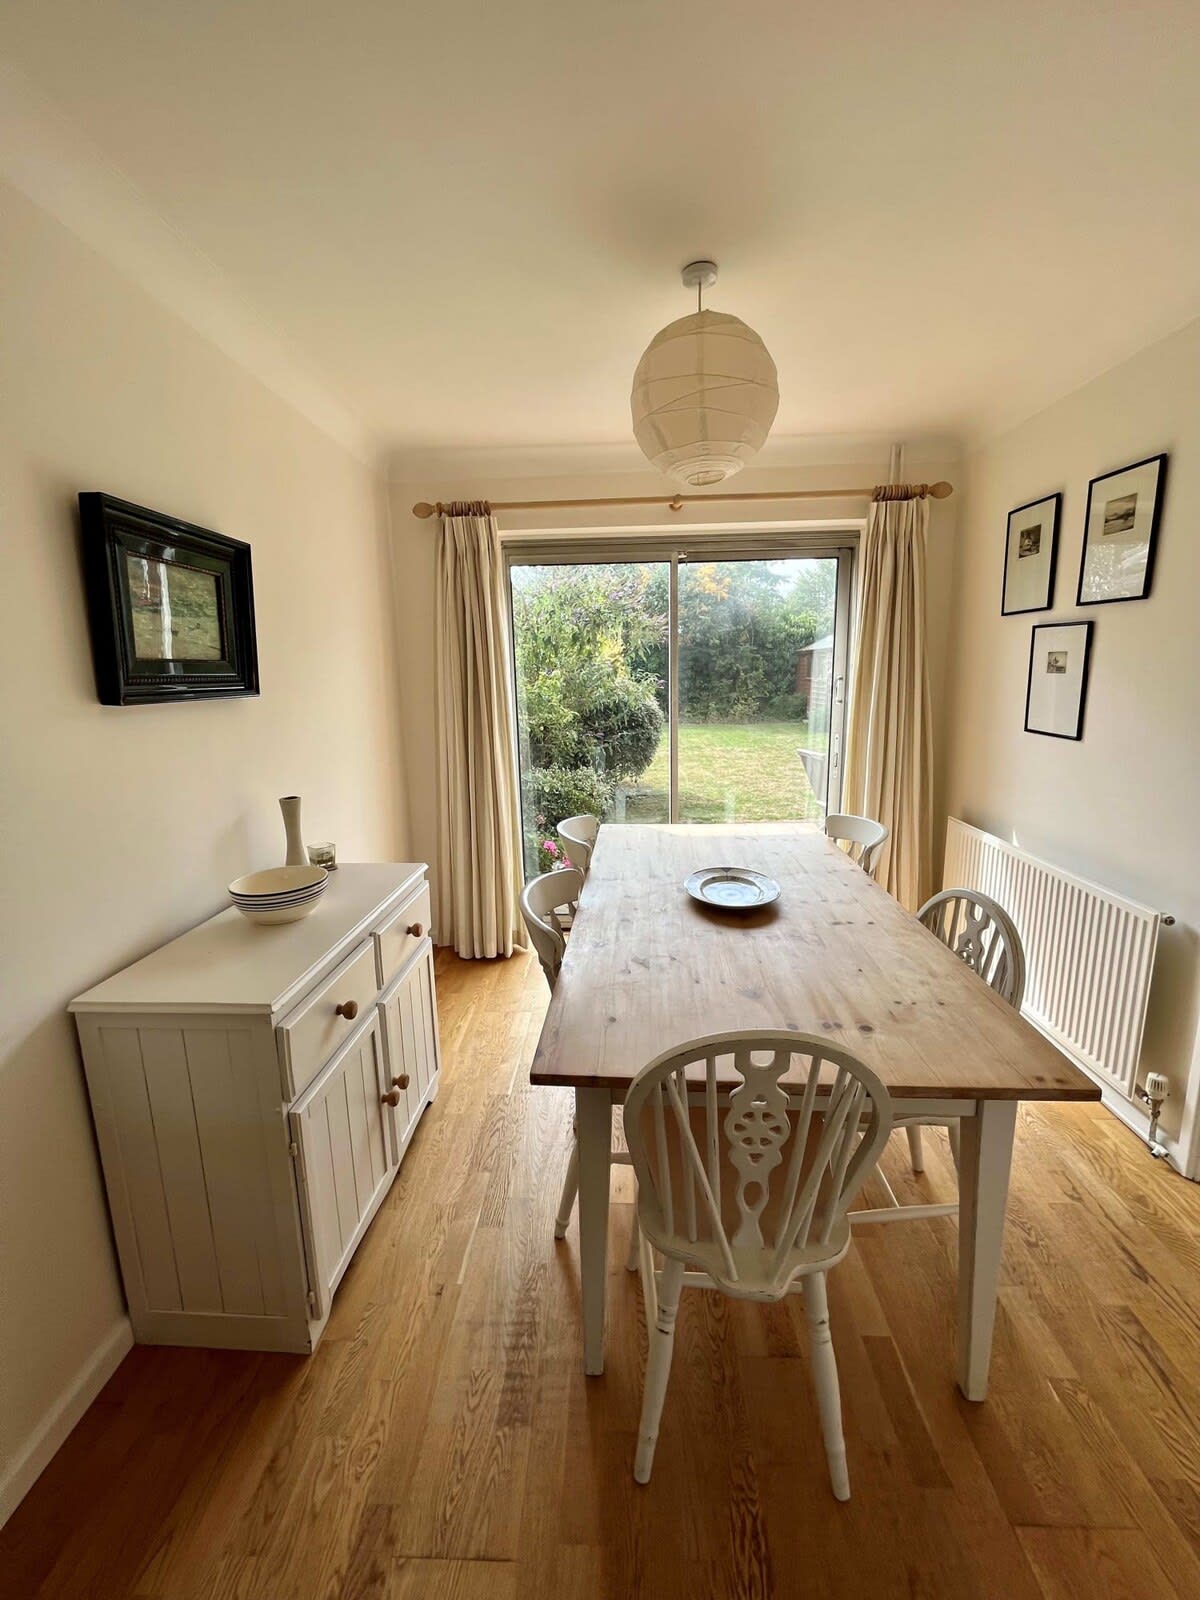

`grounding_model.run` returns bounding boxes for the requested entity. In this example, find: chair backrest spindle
[917,887,1026,1009]
[624,1032,893,1298]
